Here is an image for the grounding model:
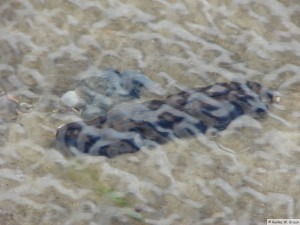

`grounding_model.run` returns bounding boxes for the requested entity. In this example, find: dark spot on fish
[84,135,101,153]
[195,121,207,133]
[129,80,143,98]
